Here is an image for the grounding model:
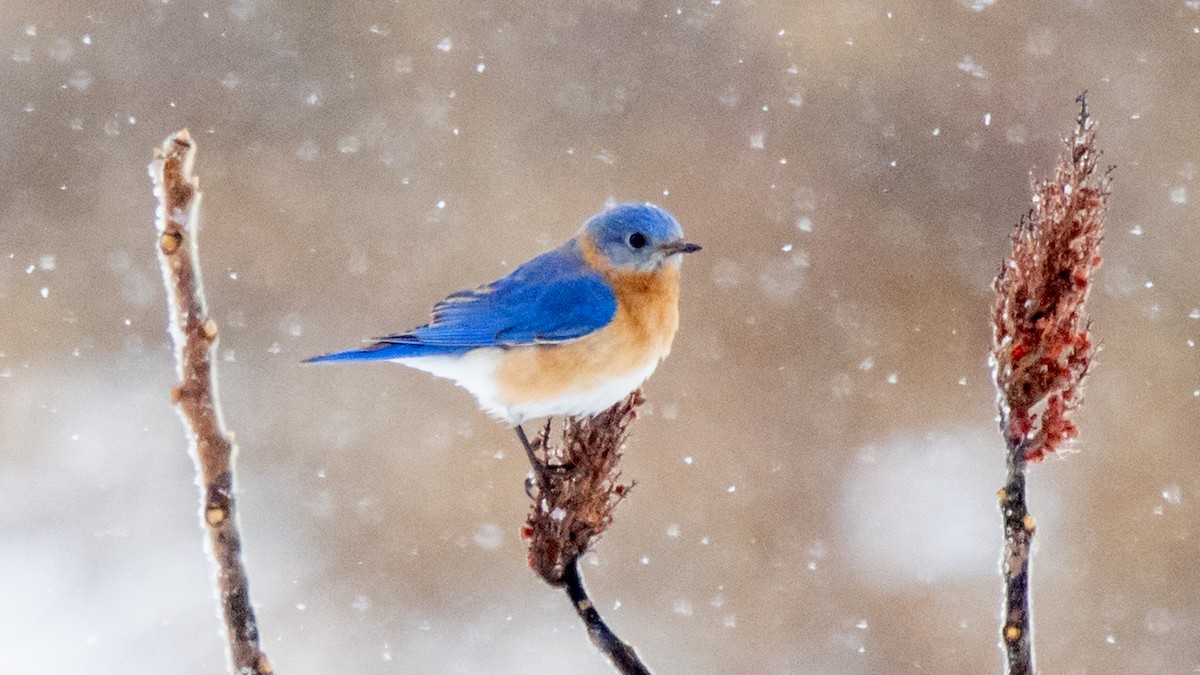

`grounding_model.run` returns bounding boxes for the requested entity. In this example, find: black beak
[659,240,702,256]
